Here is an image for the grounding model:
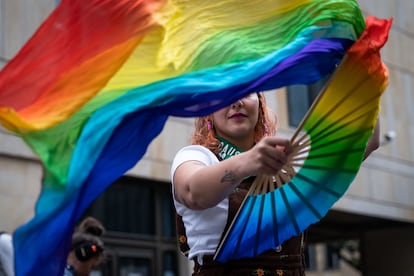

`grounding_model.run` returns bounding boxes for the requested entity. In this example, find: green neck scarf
[217,136,244,160]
